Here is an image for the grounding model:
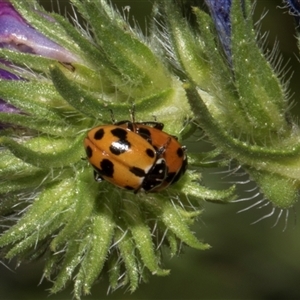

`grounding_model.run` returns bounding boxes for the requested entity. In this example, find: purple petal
[0,1,78,62]
[0,2,26,23]
[205,0,232,60]
[0,98,20,113]
[0,67,20,80]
